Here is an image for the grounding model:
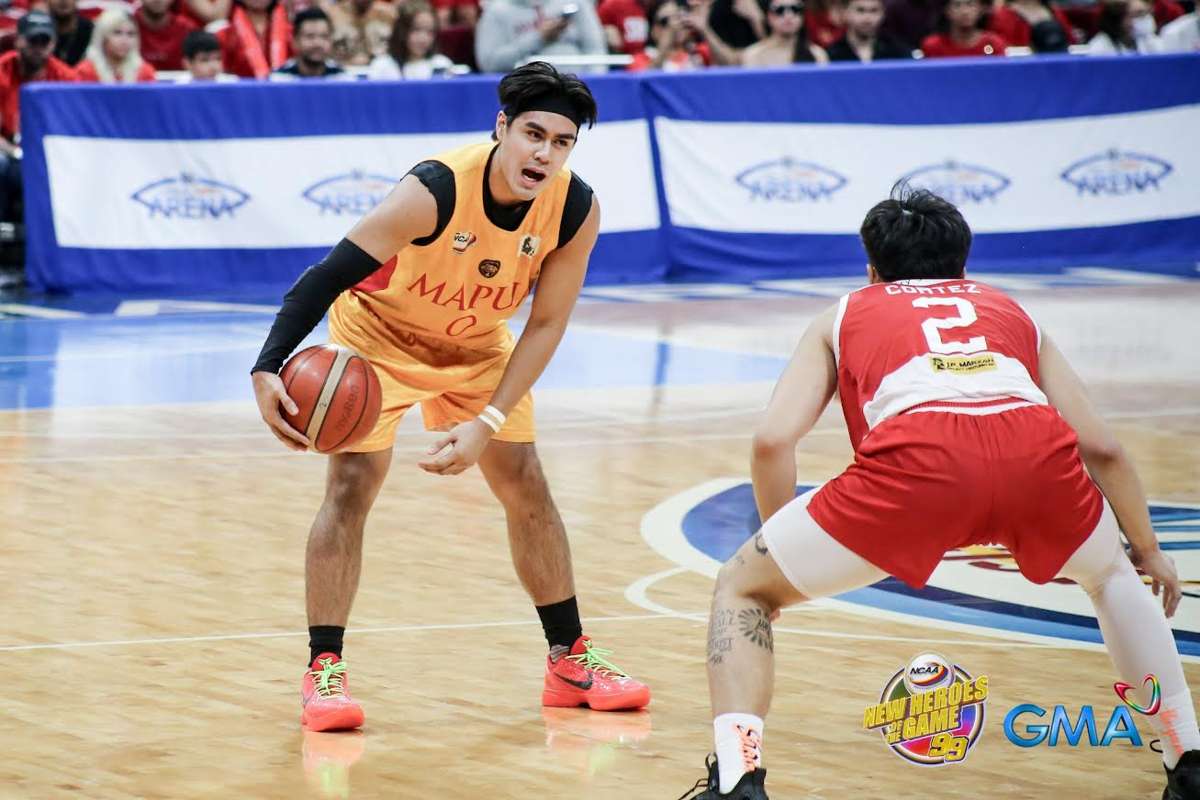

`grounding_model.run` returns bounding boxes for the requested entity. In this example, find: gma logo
[1003,704,1144,748]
